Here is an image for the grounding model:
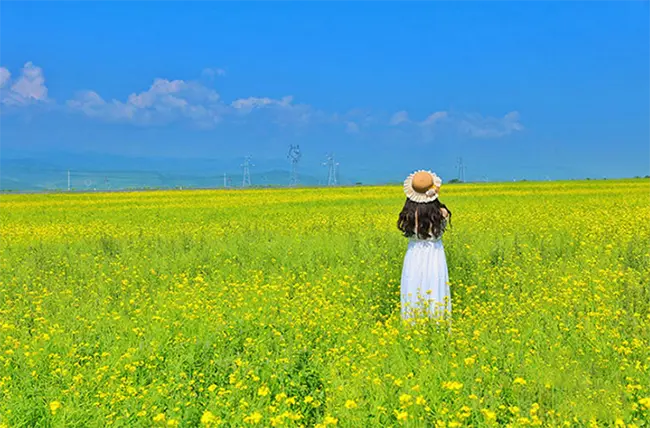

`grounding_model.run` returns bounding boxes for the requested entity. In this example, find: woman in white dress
[397,170,452,322]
